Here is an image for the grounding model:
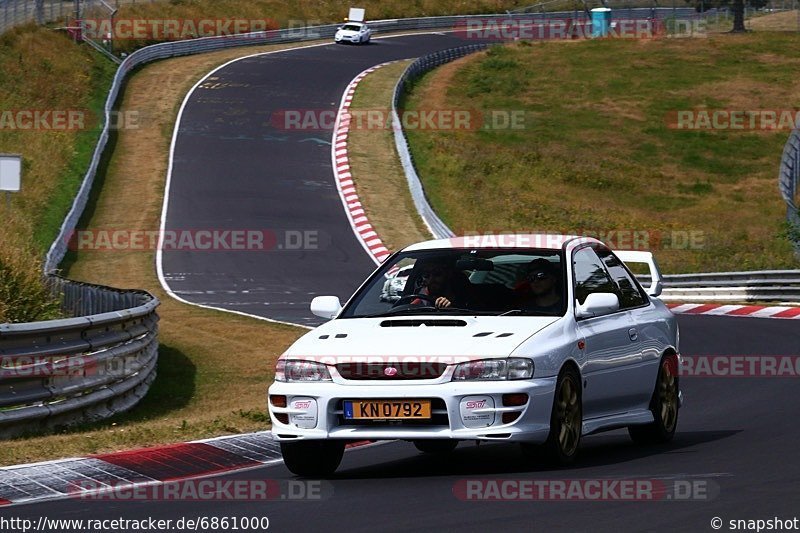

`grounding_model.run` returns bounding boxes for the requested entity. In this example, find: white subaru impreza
[268,234,681,477]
